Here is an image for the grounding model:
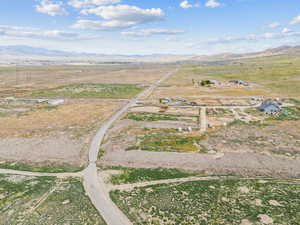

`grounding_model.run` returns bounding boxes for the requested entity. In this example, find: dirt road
[110,175,231,191]
[0,168,81,178]
[101,150,300,178]
[83,67,180,225]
